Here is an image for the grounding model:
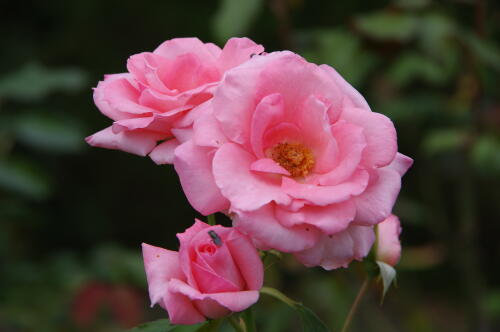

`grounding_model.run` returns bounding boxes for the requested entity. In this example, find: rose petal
[174,141,230,215]
[212,143,291,211]
[233,204,320,252]
[149,139,179,165]
[85,126,163,156]
[141,243,183,306]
